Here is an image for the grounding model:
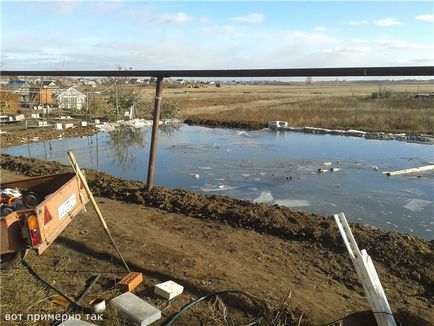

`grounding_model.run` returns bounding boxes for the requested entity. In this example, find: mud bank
[0,127,97,147]
[184,118,434,144]
[1,153,433,306]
